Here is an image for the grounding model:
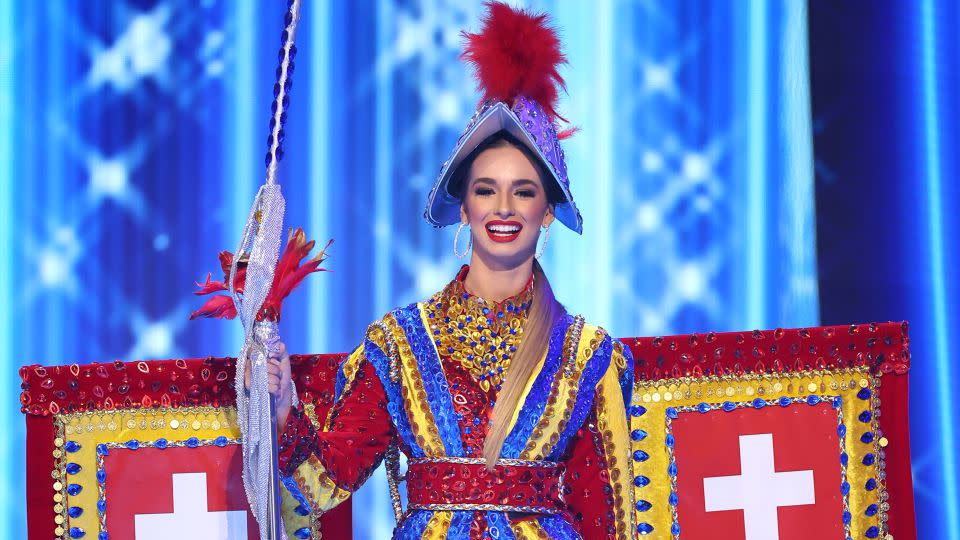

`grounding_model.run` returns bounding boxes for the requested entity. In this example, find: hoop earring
[454,223,472,259]
[535,224,550,259]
